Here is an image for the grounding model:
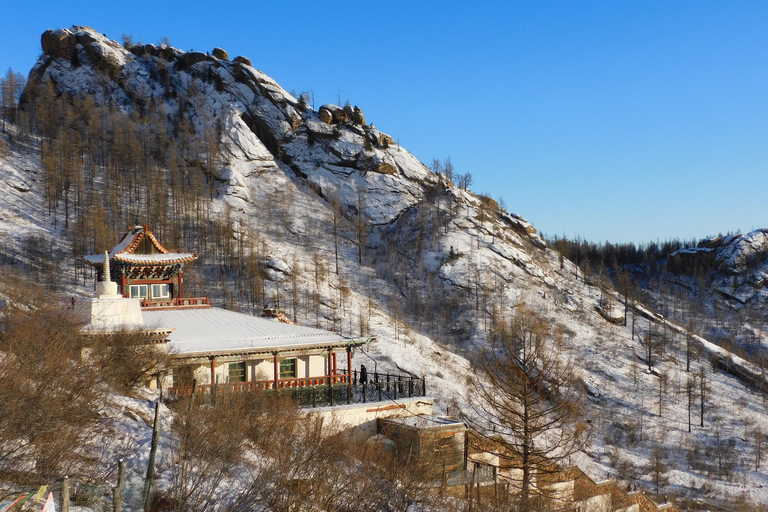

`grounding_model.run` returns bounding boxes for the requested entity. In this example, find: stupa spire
[95,251,118,297]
